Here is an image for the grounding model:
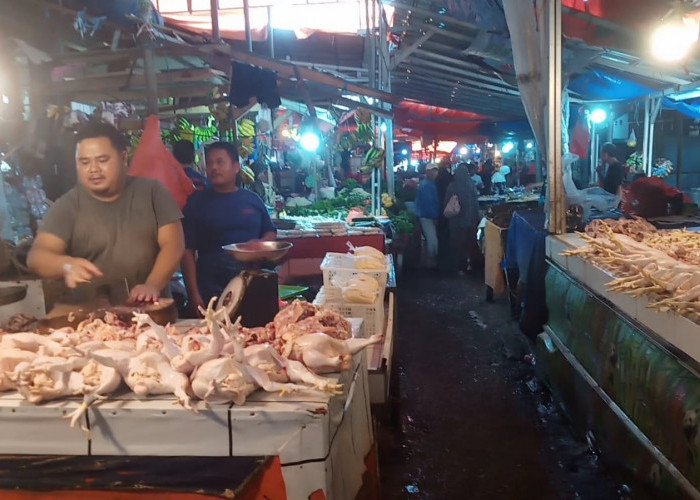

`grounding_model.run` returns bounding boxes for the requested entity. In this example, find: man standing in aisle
[414,163,440,269]
[181,142,277,315]
[597,143,624,195]
[27,121,185,303]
